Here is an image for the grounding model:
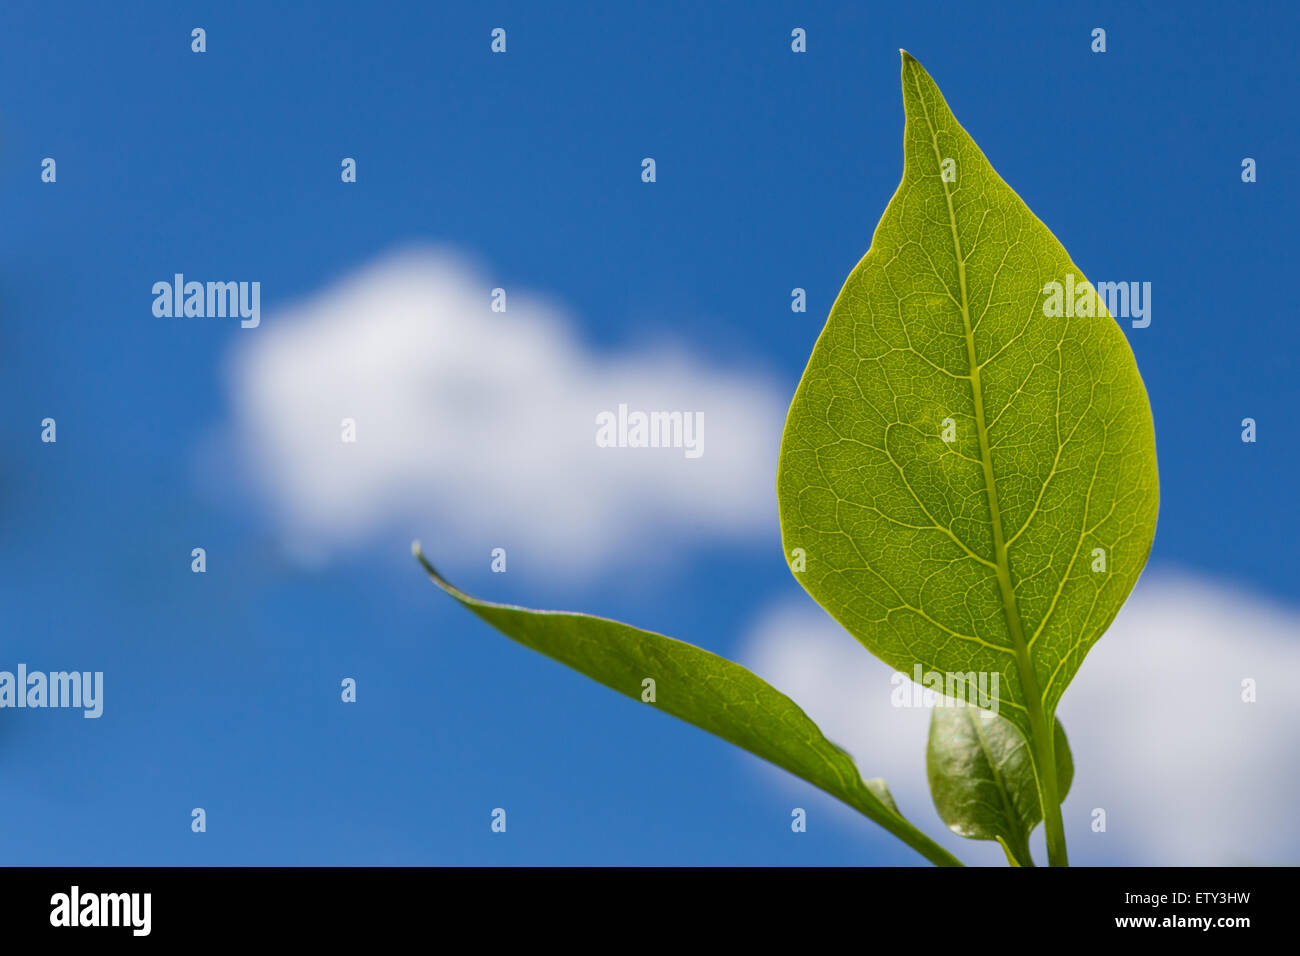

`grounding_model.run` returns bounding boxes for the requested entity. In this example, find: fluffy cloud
[221,246,786,578]
[739,572,1300,866]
